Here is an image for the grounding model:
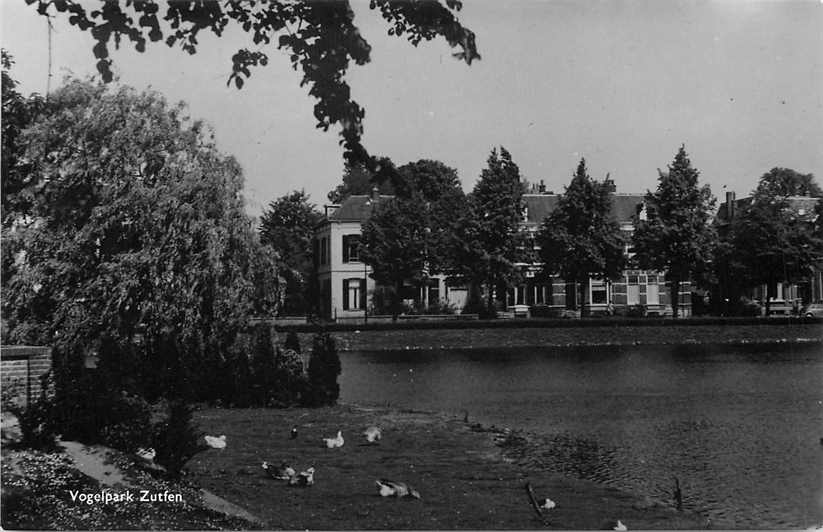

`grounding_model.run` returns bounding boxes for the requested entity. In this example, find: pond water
[339,343,823,529]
